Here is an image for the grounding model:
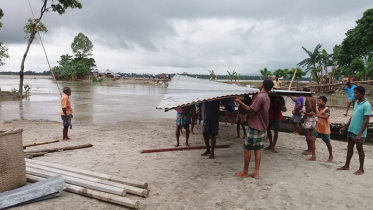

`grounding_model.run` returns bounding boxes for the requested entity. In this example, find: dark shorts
[61,115,69,128]
[292,115,301,123]
[244,127,266,150]
[269,120,281,130]
[203,120,219,136]
[311,129,331,144]
[347,132,366,143]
